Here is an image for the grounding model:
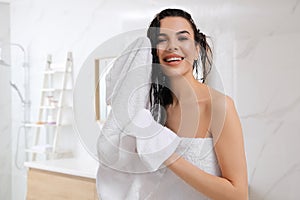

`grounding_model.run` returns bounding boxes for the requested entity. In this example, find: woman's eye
[157,38,167,43]
[178,36,188,41]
